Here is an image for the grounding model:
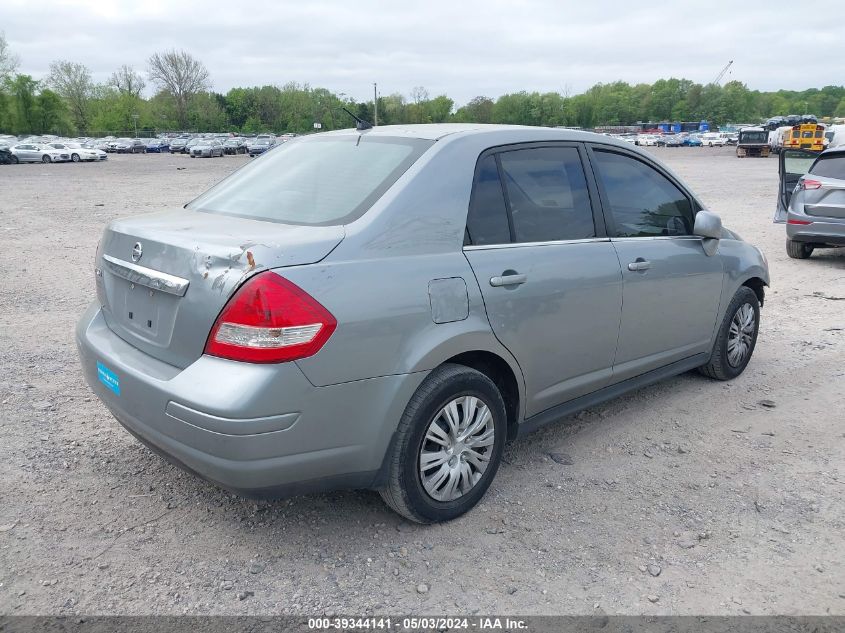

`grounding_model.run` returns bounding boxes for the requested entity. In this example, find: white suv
[700,133,727,147]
